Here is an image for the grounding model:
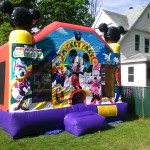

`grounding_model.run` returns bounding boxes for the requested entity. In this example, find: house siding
[121,62,146,87]
[121,30,150,55]
[134,7,150,32]
[120,31,135,56]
